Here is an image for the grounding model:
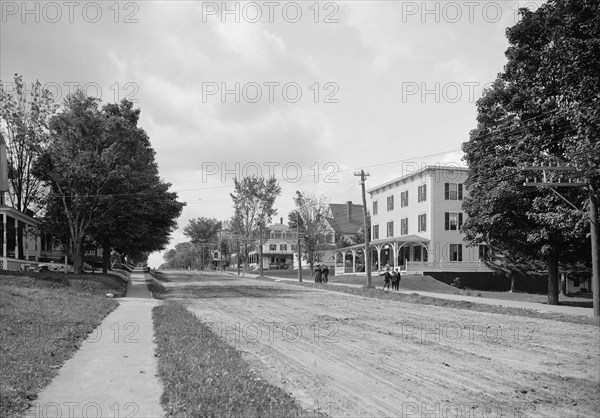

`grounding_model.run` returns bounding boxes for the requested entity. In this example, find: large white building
[336,165,491,274]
